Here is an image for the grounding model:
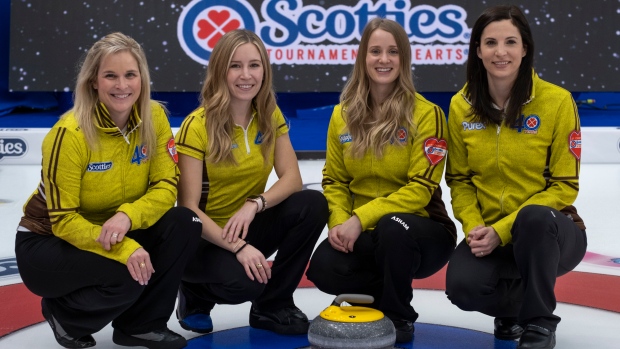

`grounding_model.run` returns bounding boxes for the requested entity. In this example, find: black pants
[181,190,328,311]
[445,205,587,331]
[15,206,202,338]
[306,213,455,322]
